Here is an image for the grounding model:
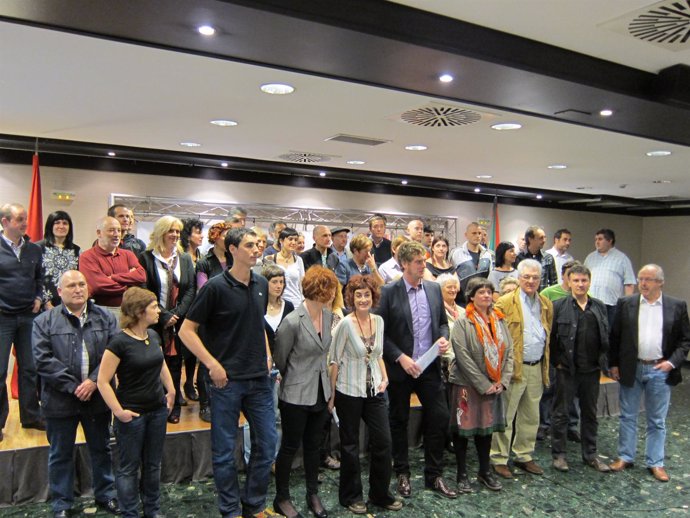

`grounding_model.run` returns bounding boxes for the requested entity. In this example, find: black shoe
[396,474,411,498]
[536,427,548,441]
[54,511,69,518]
[184,383,199,401]
[22,420,46,431]
[306,494,327,518]
[477,471,502,491]
[456,473,474,494]
[199,404,211,423]
[425,476,458,499]
[567,430,581,443]
[273,498,304,518]
[96,498,120,515]
[144,514,166,518]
